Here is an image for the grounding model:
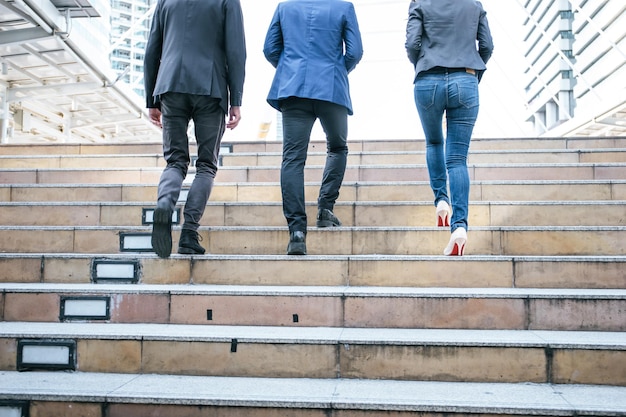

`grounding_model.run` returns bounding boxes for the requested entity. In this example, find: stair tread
[1,371,625,414]
[2,225,625,230]
[3,322,626,348]
[2,282,625,299]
